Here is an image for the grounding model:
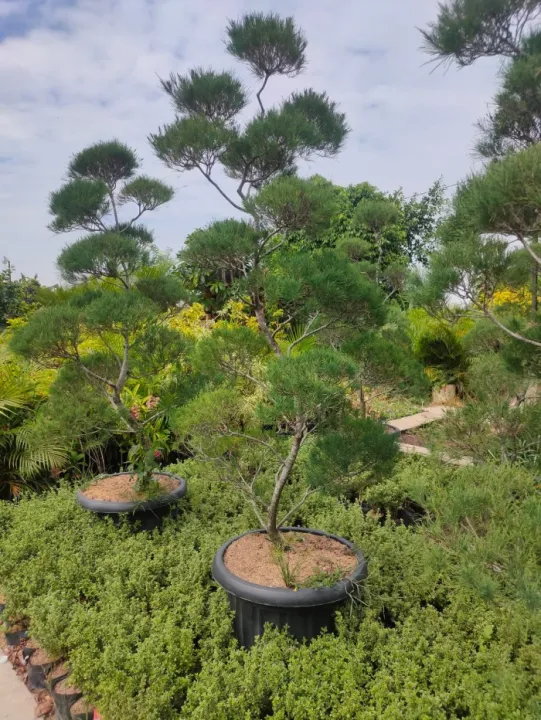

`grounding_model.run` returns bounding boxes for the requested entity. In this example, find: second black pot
[76,472,187,531]
[212,527,367,648]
